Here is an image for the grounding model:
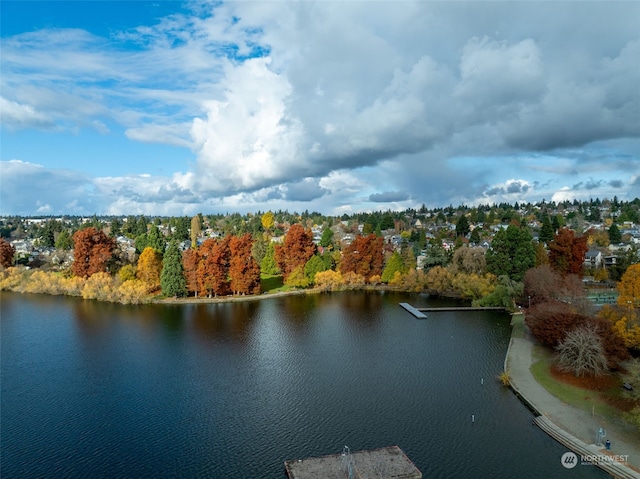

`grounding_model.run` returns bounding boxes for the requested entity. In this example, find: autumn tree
[382,251,405,283]
[275,224,316,280]
[161,239,186,298]
[548,227,588,277]
[72,227,115,278]
[525,301,581,347]
[229,233,260,295]
[261,211,275,233]
[450,246,487,275]
[183,248,200,297]
[617,263,640,309]
[190,215,201,248]
[339,234,384,281]
[486,224,535,281]
[599,305,640,350]
[137,247,163,292]
[0,238,15,268]
[198,237,231,297]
